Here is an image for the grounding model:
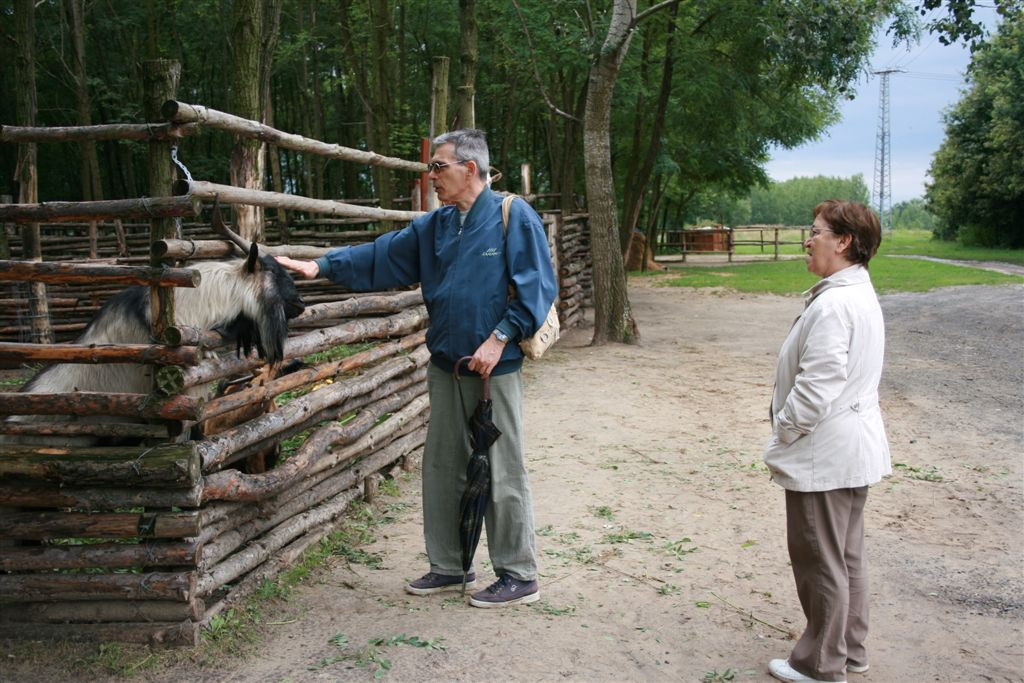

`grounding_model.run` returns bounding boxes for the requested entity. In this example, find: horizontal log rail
[293,289,424,325]
[201,383,428,502]
[196,486,362,597]
[0,391,200,420]
[195,346,429,471]
[0,443,200,488]
[0,482,202,509]
[175,305,428,391]
[162,101,426,173]
[152,238,333,262]
[178,180,424,222]
[0,420,174,441]
[0,621,199,647]
[0,598,204,624]
[198,329,426,423]
[0,571,195,602]
[198,422,425,568]
[0,195,201,224]
[0,121,198,143]
[0,540,200,572]
[0,341,201,366]
[0,510,201,540]
[0,260,201,288]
